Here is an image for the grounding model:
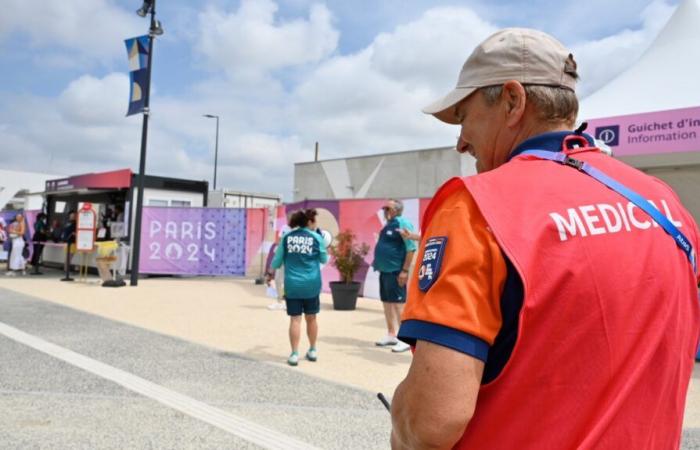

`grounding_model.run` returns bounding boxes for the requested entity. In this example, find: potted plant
[328,230,370,310]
